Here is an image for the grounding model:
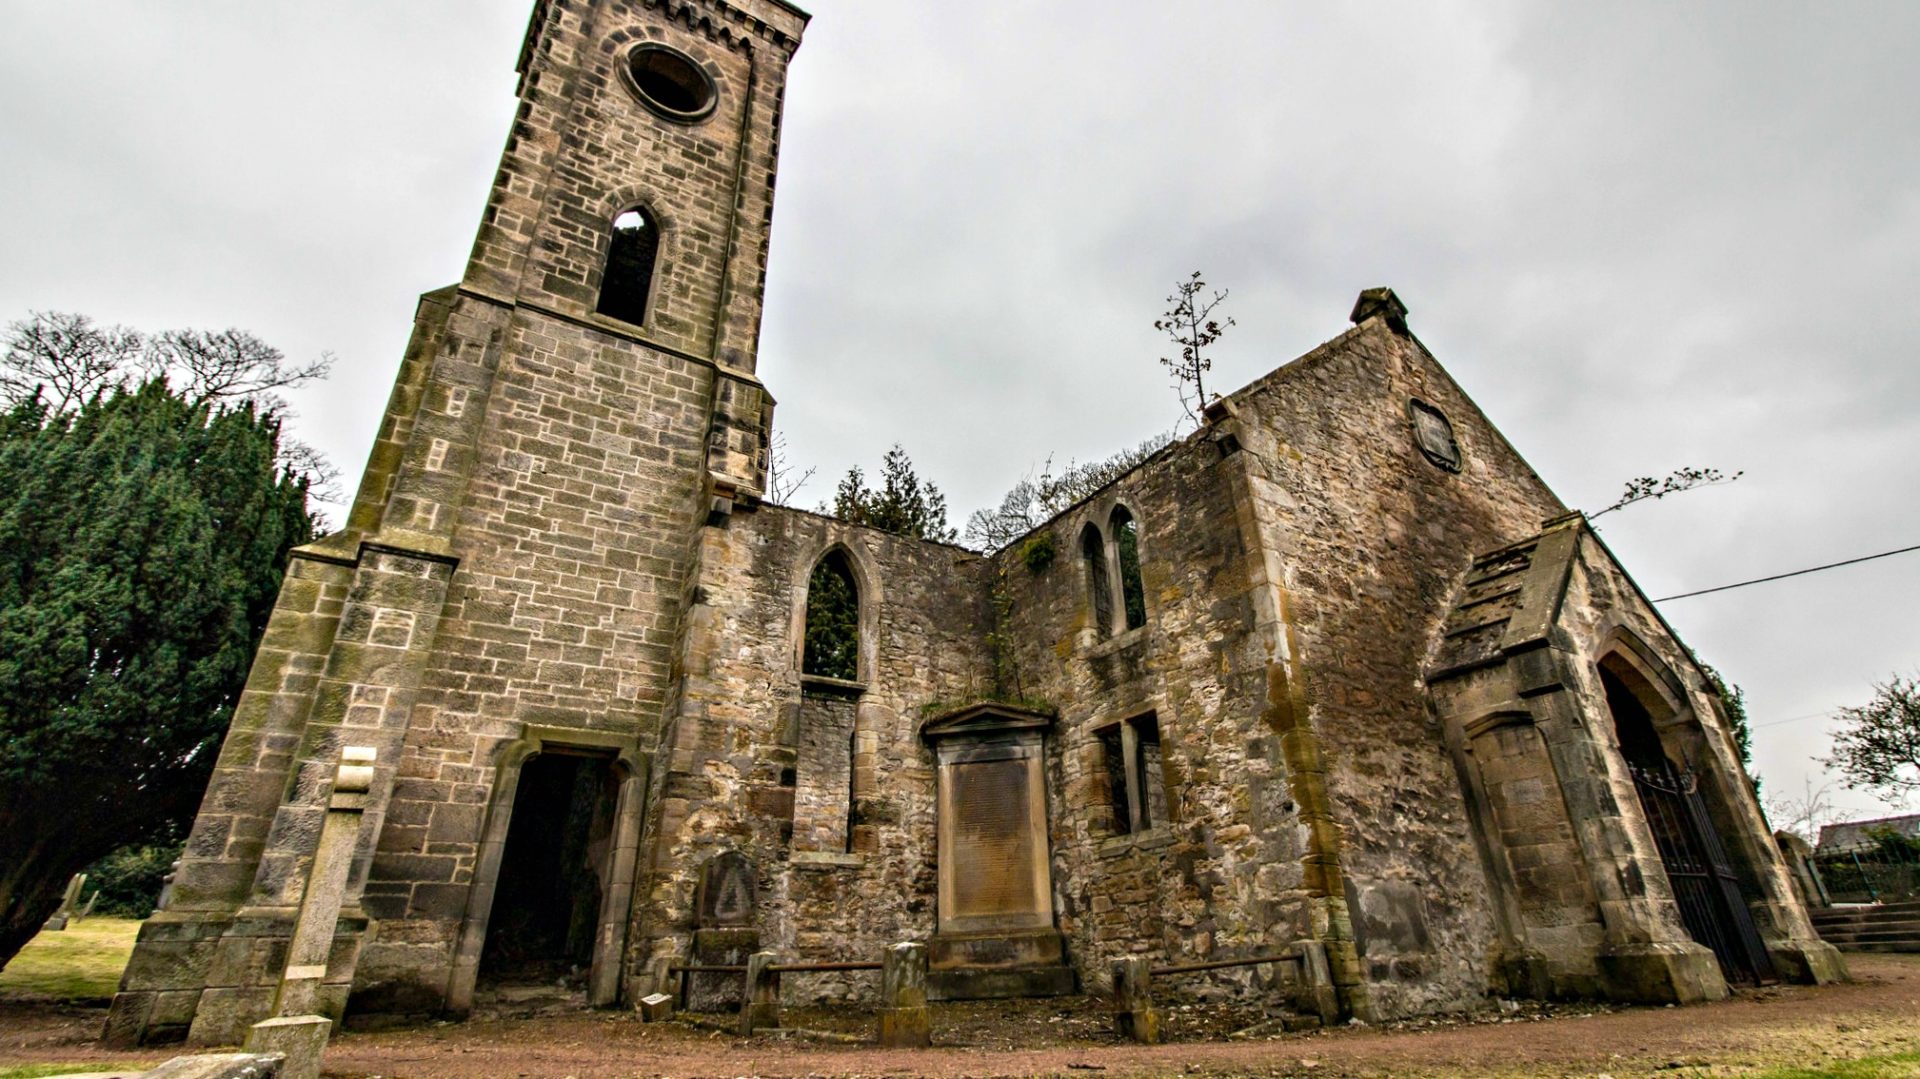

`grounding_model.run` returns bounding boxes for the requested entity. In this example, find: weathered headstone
[695,850,757,926]
[687,851,759,1012]
[1111,956,1162,1044]
[41,873,87,932]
